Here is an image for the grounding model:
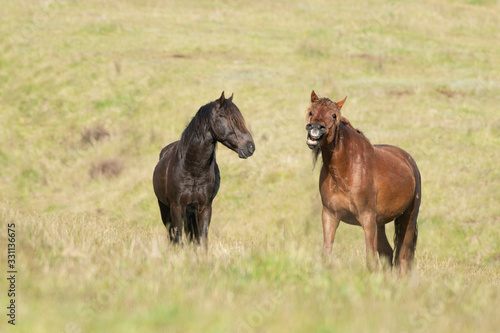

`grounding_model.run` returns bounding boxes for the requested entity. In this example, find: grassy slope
[0,0,499,332]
